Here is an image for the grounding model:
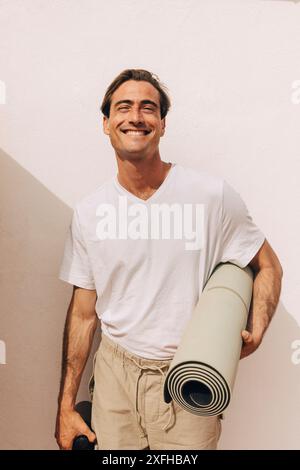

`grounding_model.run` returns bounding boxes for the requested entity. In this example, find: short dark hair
[100,69,171,119]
